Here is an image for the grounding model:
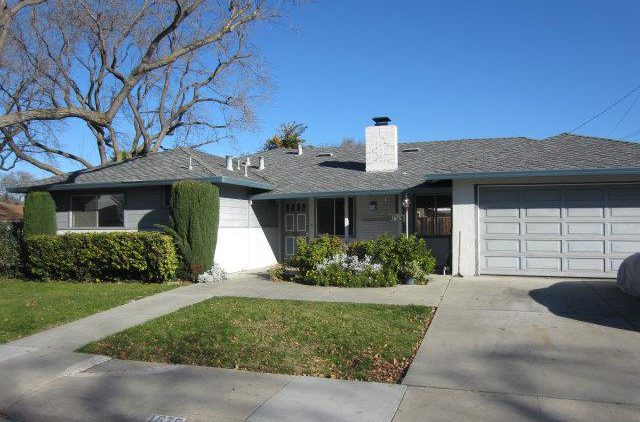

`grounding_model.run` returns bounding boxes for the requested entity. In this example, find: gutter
[424,167,640,181]
[251,188,404,200]
[8,175,274,193]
